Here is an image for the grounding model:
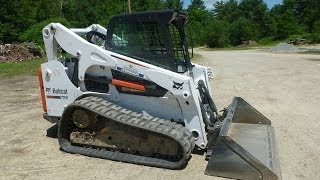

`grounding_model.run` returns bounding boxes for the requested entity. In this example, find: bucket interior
[205,97,281,180]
